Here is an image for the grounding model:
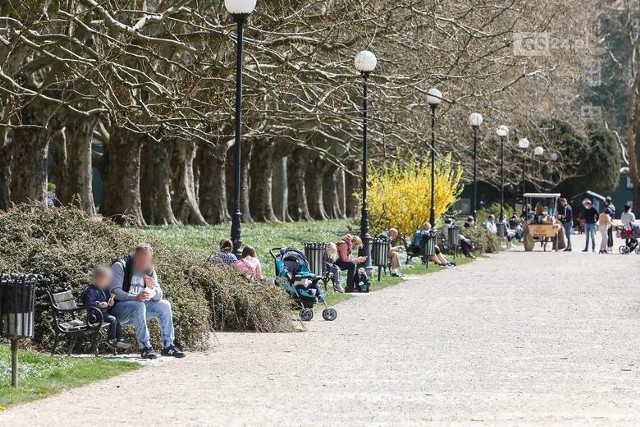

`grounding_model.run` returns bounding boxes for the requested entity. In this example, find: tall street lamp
[496,125,509,222]
[354,50,377,273]
[468,112,483,220]
[518,137,530,205]
[225,0,256,257]
[427,88,442,227]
